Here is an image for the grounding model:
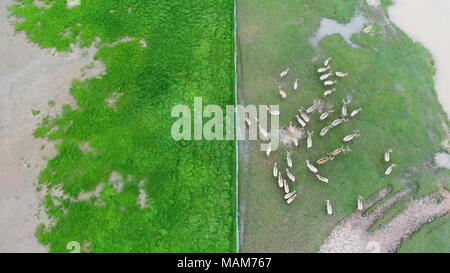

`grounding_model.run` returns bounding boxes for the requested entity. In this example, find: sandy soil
[388,0,450,118]
[320,188,450,253]
[0,0,98,252]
